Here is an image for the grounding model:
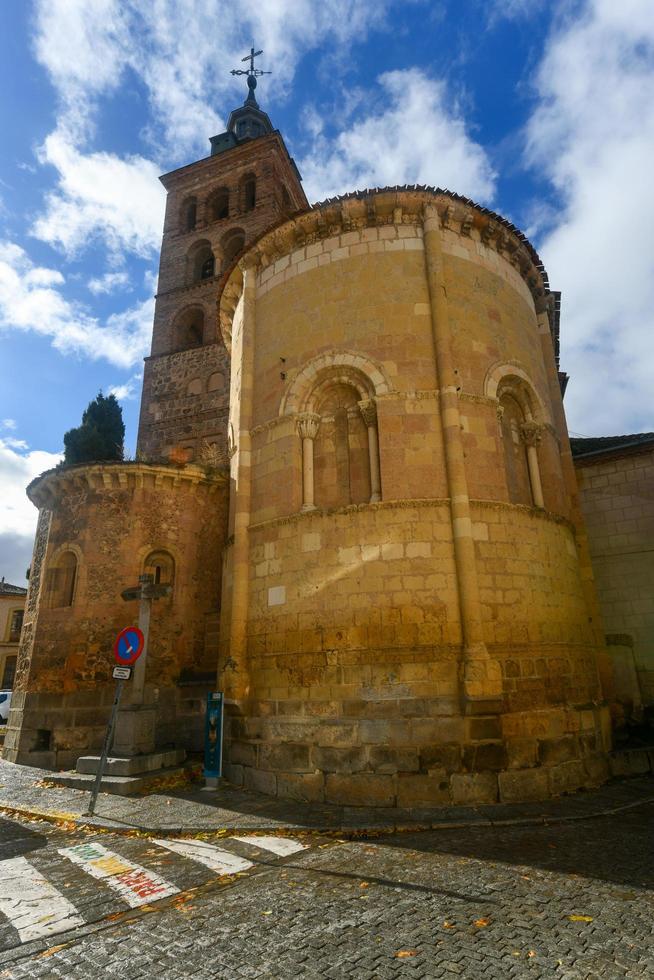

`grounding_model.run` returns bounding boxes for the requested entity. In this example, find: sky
[1,0,653,585]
